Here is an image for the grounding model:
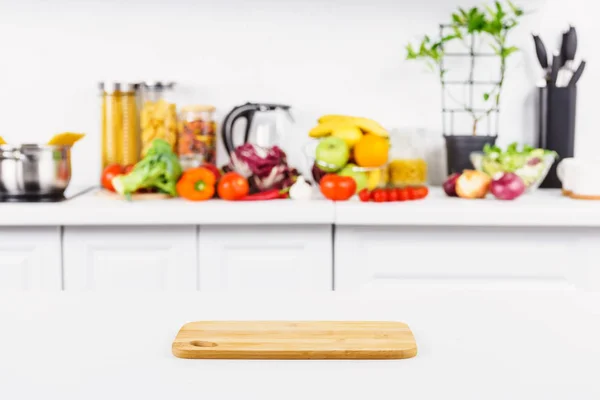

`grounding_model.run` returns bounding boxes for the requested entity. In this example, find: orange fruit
[353,134,390,168]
